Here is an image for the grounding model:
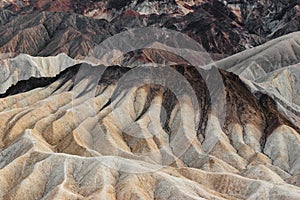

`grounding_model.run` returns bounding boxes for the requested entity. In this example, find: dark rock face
[0,1,300,199]
[238,0,300,37]
[1,0,102,14]
[0,64,81,98]
[0,9,16,25]
[173,4,247,55]
[0,11,115,57]
[1,0,299,59]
